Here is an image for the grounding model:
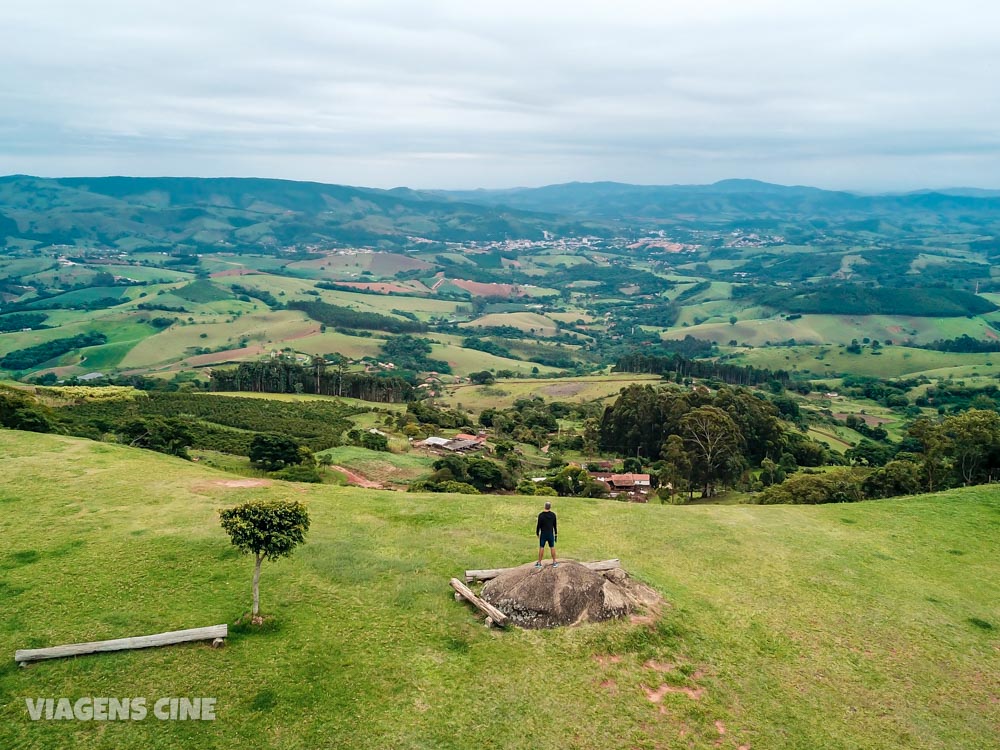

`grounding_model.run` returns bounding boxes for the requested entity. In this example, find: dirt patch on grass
[447,279,524,298]
[593,654,623,666]
[539,382,589,398]
[328,465,383,489]
[643,659,676,673]
[642,683,705,702]
[284,325,321,341]
[205,479,272,488]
